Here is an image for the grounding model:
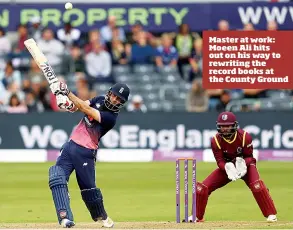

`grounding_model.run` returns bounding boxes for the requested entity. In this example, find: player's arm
[50,82,102,122]
[242,131,256,166]
[211,137,226,171]
[67,92,102,122]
